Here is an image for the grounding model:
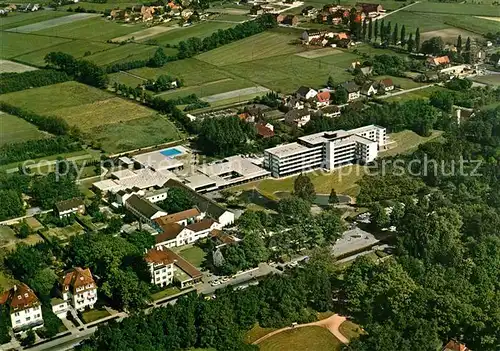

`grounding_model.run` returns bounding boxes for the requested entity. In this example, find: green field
[0,82,182,153]
[85,43,176,66]
[0,10,70,30]
[126,58,231,86]
[384,85,448,103]
[33,16,144,41]
[157,77,255,100]
[109,71,146,86]
[258,326,343,351]
[177,246,206,268]
[472,74,500,86]
[197,29,306,66]
[0,113,47,145]
[0,31,70,59]
[403,2,500,16]
[147,21,234,46]
[381,130,443,157]
[15,40,114,66]
[80,308,110,324]
[61,2,140,12]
